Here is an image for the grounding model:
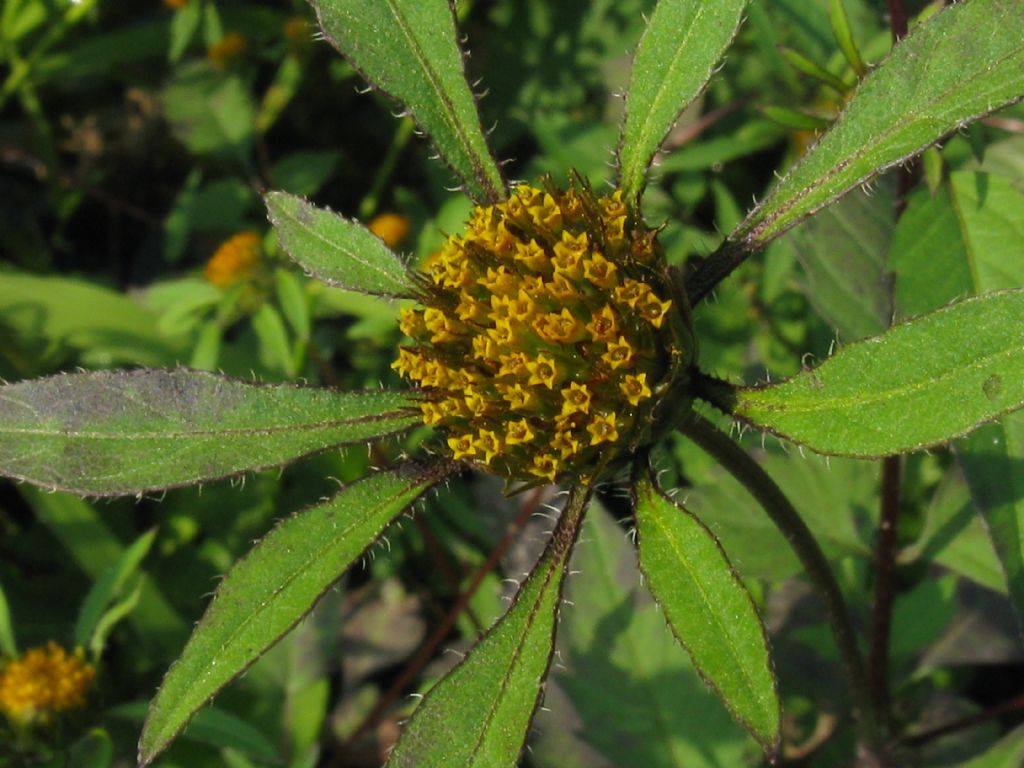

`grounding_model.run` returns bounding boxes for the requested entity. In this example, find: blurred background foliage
[1,0,1023,765]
